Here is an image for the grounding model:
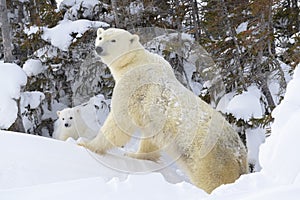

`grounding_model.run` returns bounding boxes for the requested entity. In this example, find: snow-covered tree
[0,0,298,142]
